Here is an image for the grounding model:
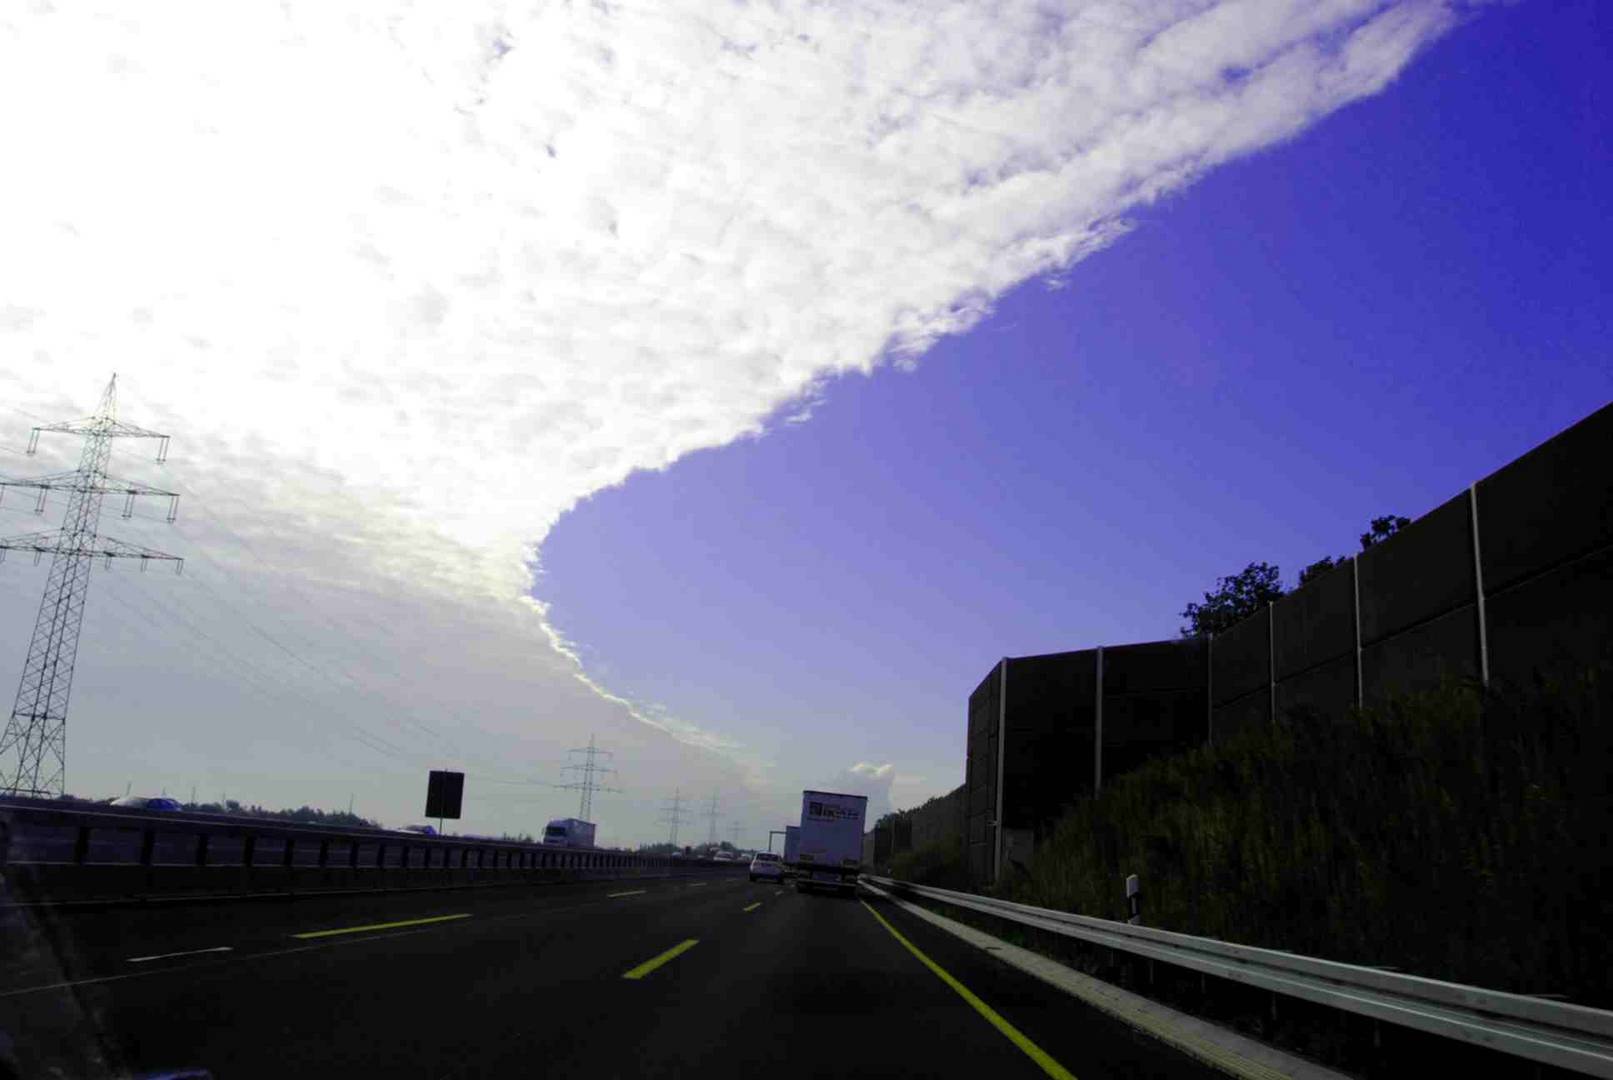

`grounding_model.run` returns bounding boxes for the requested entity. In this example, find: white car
[749,851,784,883]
